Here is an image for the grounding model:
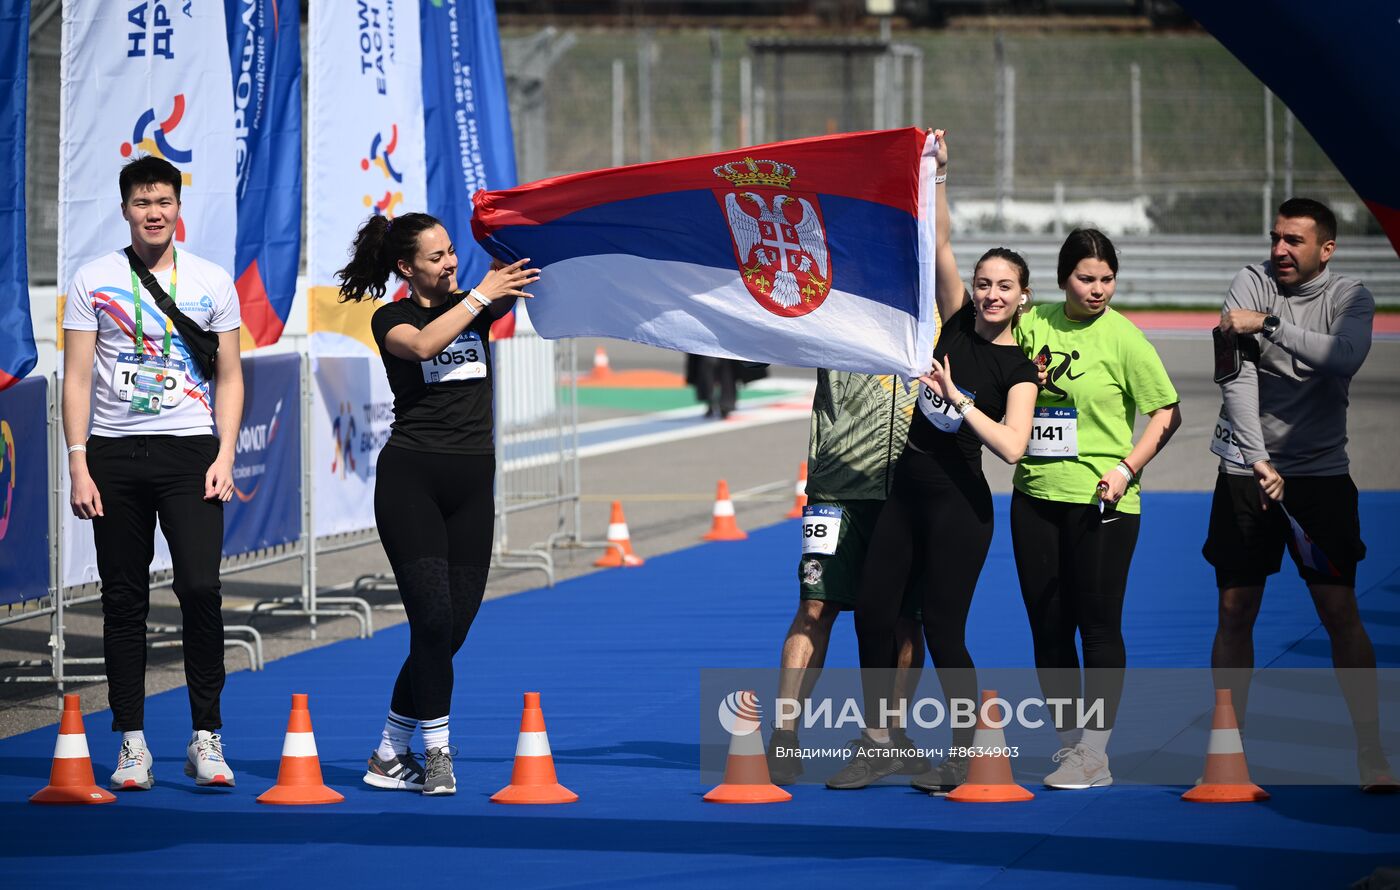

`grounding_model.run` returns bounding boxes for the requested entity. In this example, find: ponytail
[336,211,444,303]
